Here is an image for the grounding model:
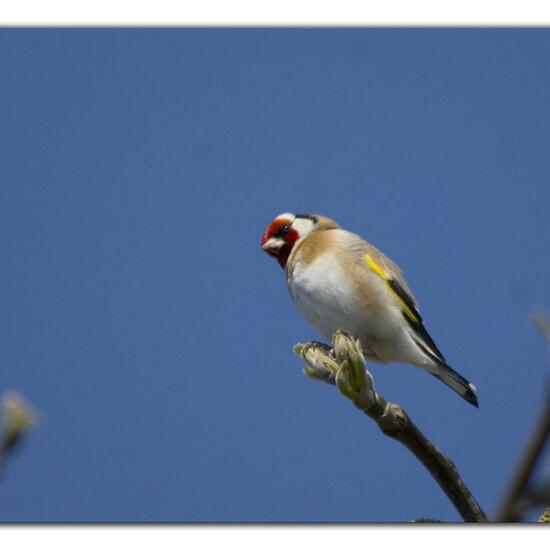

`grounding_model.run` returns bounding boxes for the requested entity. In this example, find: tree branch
[493,309,550,522]
[294,331,487,523]
[493,395,550,522]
